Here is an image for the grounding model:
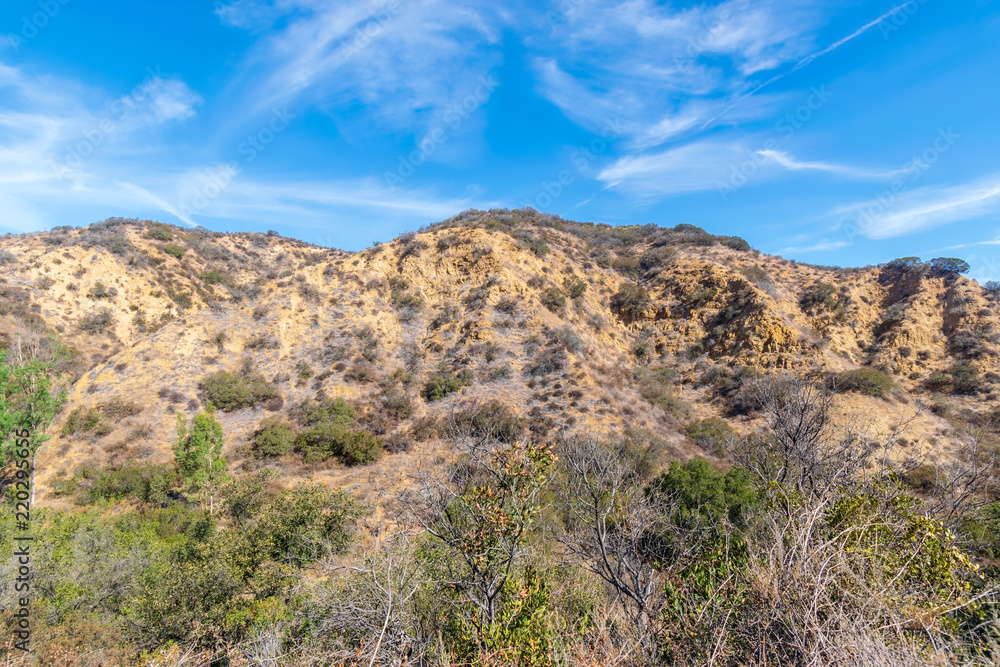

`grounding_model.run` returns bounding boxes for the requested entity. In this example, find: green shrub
[424,371,470,401]
[144,222,174,241]
[253,416,296,456]
[562,276,587,299]
[298,396,355,427]
[199,371,280,411]
[950,364,982,395]
[80,307,115,334]
[924,371,952,391]
[202,270,226,285]
[297,421,382,465]
[78,463,180,505]
[610,283,650,318]
[799,282,840,313]
[162,243,186,258]
[649,458,758,530]
[835,368,893,397]
[685,418,734,450]
[87,281,118,299]
[930,257,970,275]
[636,366,690,419]
[452,399,525,443]
[540,287,566,312]
[63,407,102,435]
